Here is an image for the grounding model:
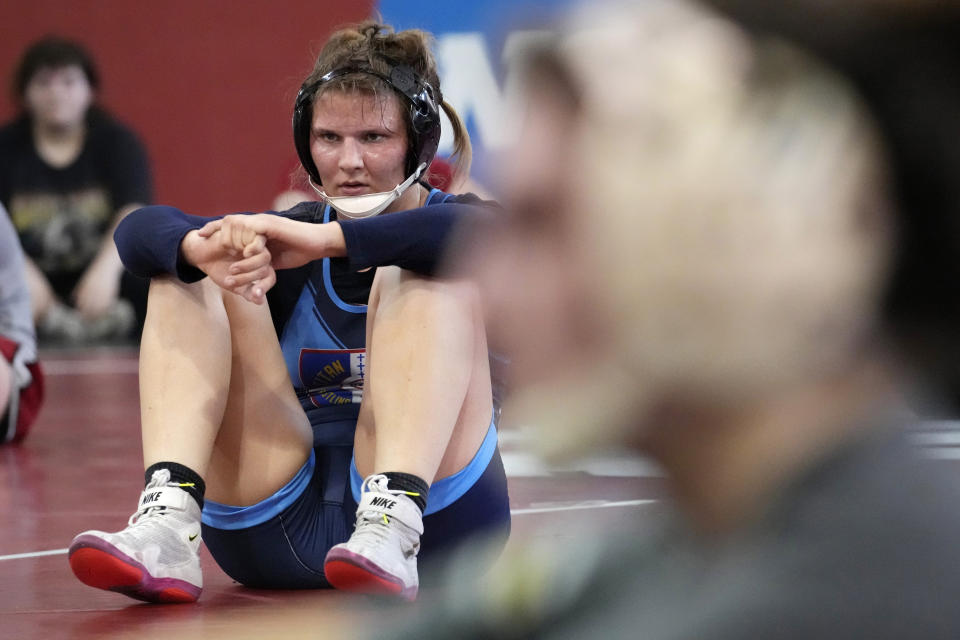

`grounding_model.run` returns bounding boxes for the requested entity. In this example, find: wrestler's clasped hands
[194,214,344,305]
